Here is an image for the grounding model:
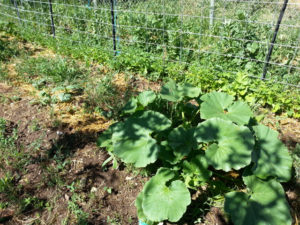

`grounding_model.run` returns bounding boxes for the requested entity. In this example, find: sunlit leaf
[160,79,201,102]
[194,118,254,171]
[138,90,156,107]
[142,168,191,222]
[111,111,171,167]
[200,92,253,125]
